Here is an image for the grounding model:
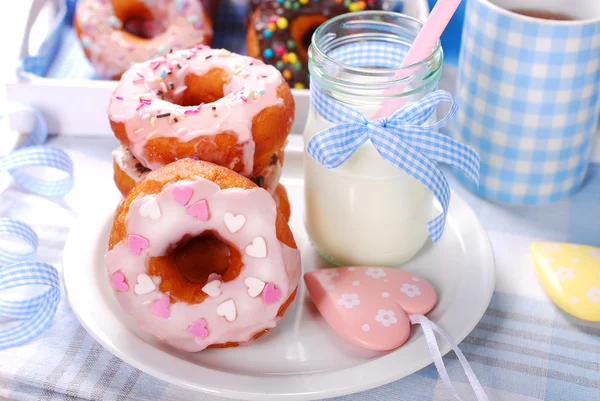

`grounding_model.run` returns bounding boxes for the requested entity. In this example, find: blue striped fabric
[307,83,479,243]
